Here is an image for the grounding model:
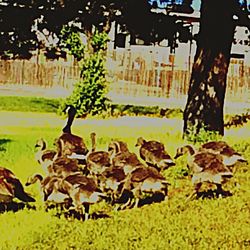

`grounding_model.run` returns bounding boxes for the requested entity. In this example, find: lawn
[0,97,249,249]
